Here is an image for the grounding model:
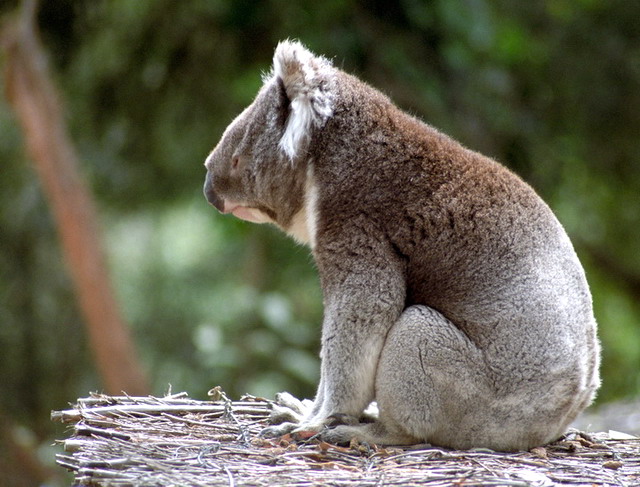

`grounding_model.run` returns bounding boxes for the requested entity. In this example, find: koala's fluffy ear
[272,40,334,161]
